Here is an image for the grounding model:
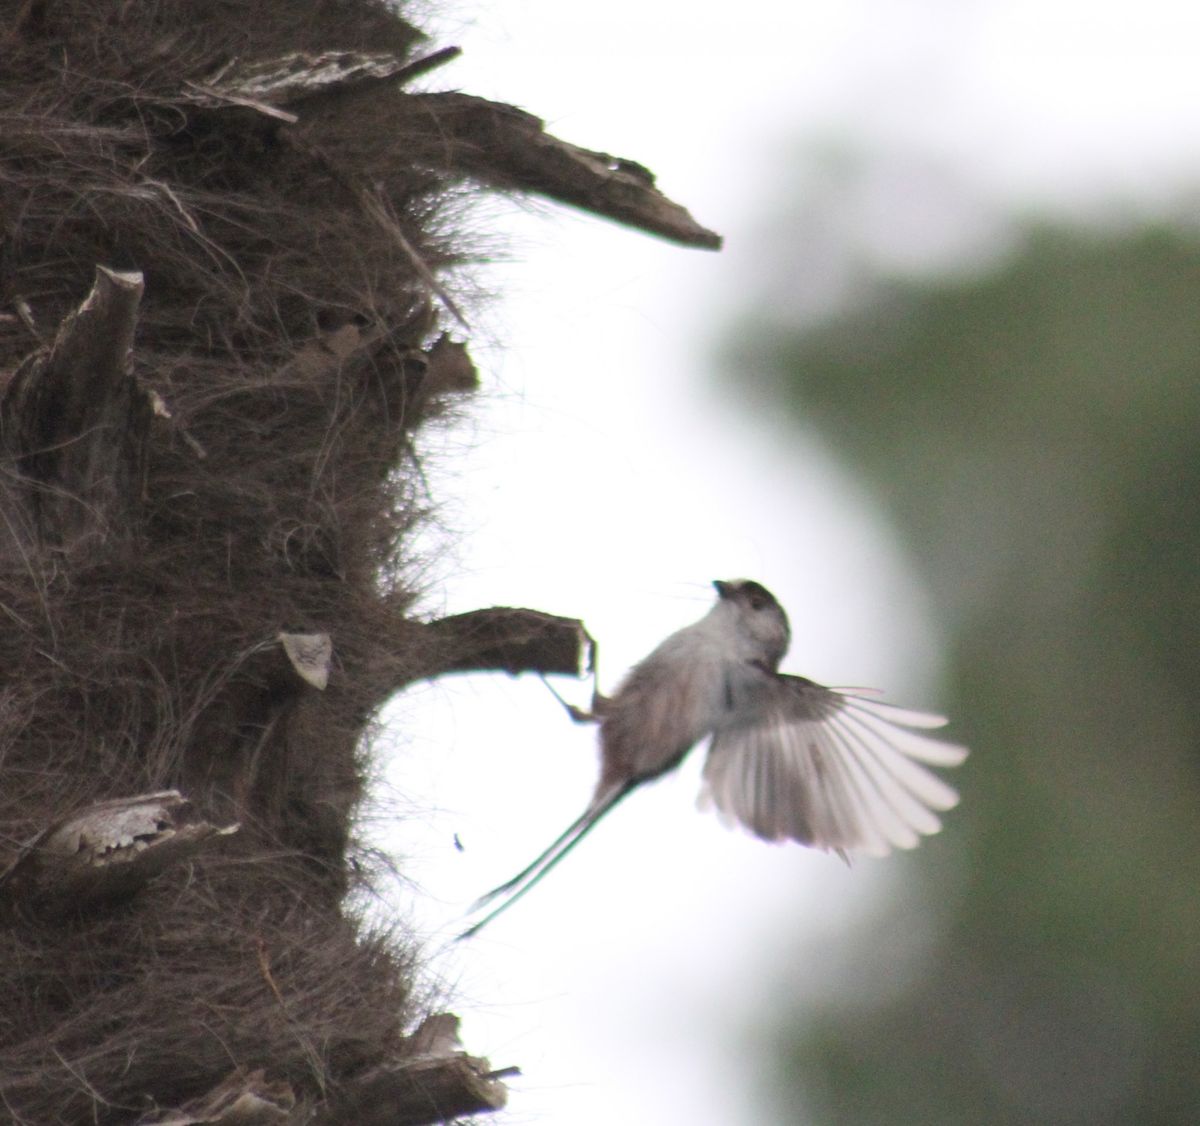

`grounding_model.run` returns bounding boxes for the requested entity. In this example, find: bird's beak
[713,579,732,599]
